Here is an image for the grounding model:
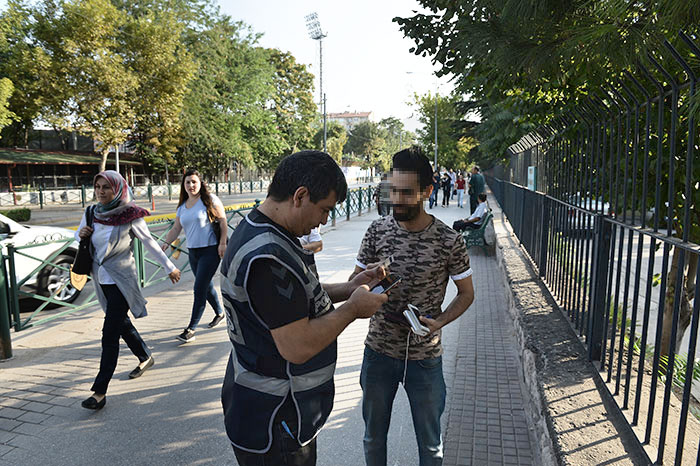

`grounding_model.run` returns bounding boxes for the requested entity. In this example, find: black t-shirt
[245,210,310,330]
